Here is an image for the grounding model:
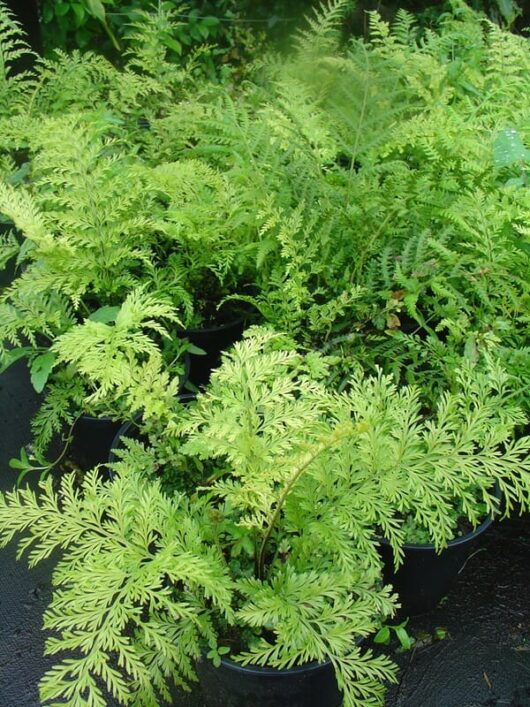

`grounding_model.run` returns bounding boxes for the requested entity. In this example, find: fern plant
[0,329,399,707]
[5,288,184,482]
[0,106,263,462]
[0,8,221,467]
[176,331,530,554]
[3,329,530,705]
[175,2,448,344]
[0,113,187,463]
[122,328,530,695]
[277,5,530,408]
[0,470,235,706]
[0,1,214,191]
